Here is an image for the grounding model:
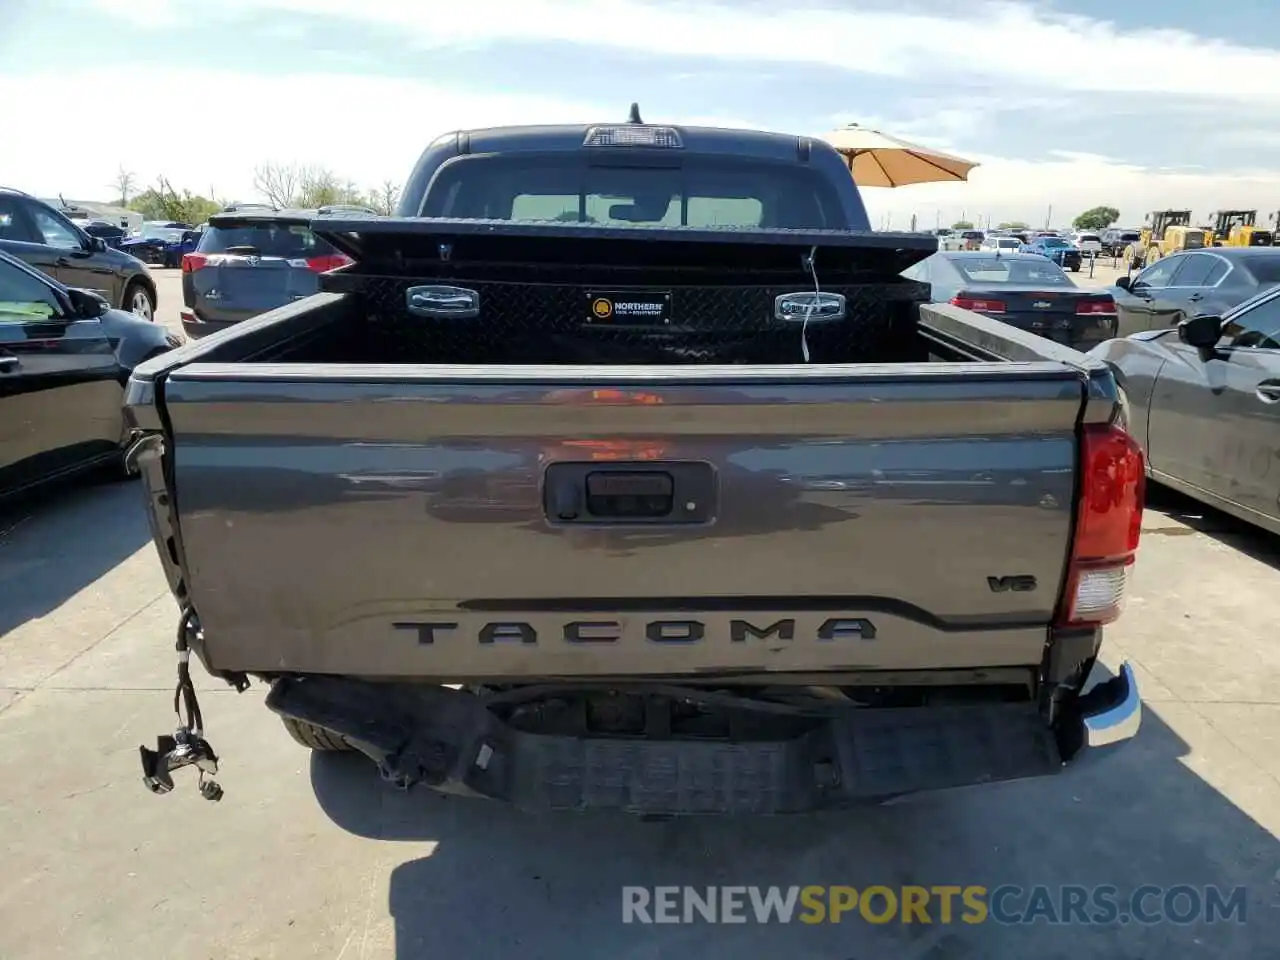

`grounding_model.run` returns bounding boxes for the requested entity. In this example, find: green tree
[997,220,1028,229]
[1073,206,1120,231]
[951,220,975,229]
[128,177,220,225]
